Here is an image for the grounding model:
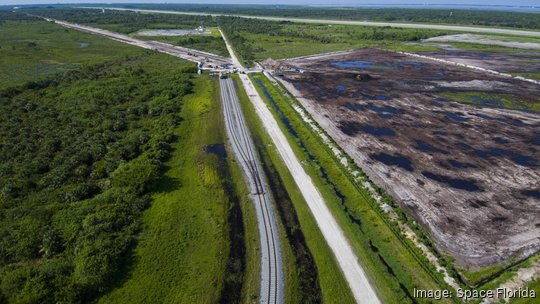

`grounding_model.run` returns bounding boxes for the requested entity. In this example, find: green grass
[513,72,540,80]
[439,91,540,113]
[220,19,448,60]
[473,34,540,44]
[242,24,446,59]
[0,20,142,89]
[448,42,527,51]
[469,254,540,292]
[244,33,442,59]
[384,43,442,52]
[231,74,356,303]
[509,279,540,304]
[249,73,456,303]
[97,76,231,303]
[135,33,229,57]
